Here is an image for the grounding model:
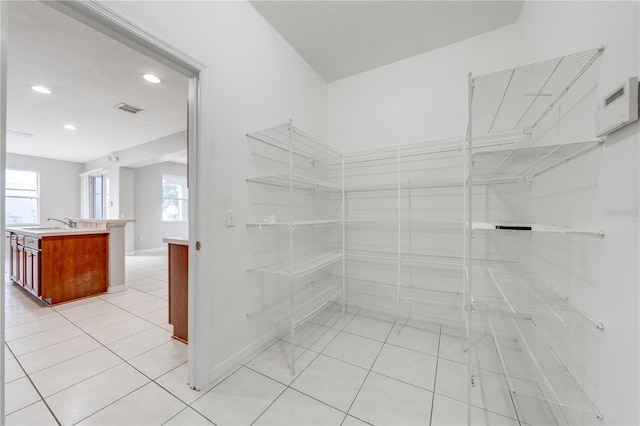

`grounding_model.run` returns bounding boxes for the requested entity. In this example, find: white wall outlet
[226,210,235,227]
